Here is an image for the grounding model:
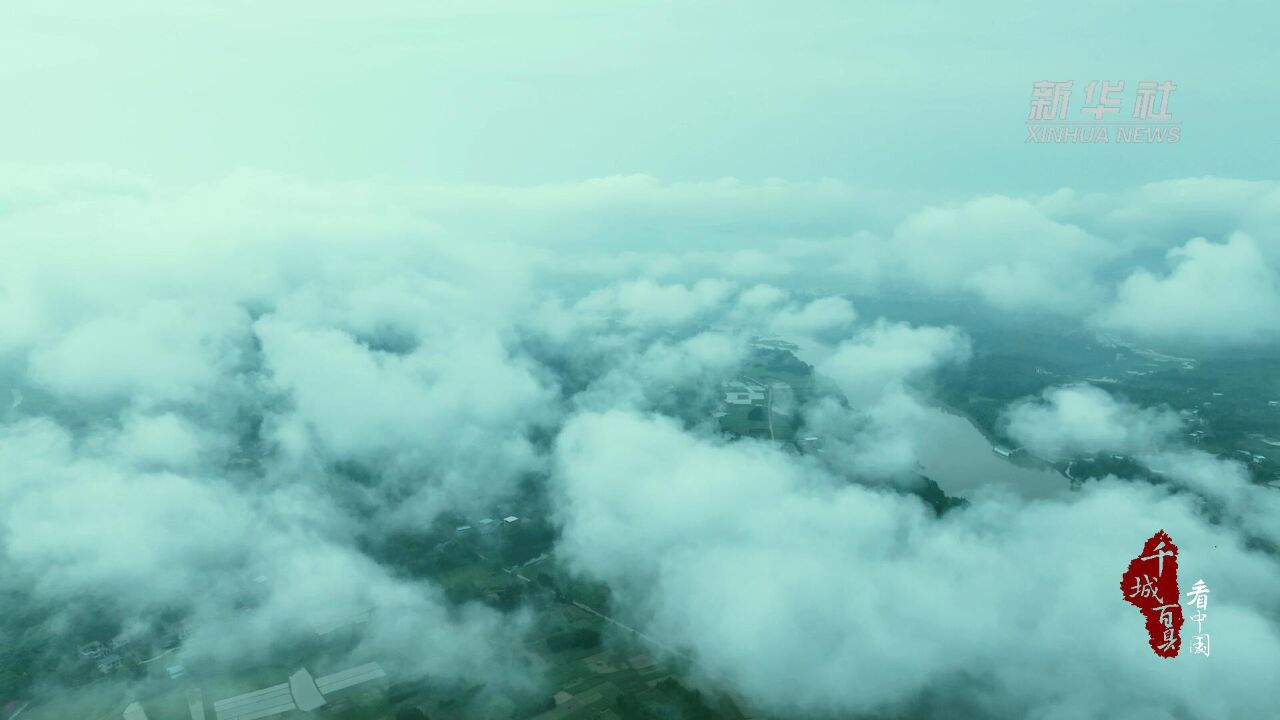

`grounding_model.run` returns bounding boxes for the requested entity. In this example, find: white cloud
[818,320,971,405]
[766,296,858,340]
[2,169,1280,717]
[1096,234,1280,346]
[1002,384,1183,459]
[109,411,213,470]
[552,410,1280,719]
[892,195,1116,314]
[573,278,736,328]
[26,301,252,403]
